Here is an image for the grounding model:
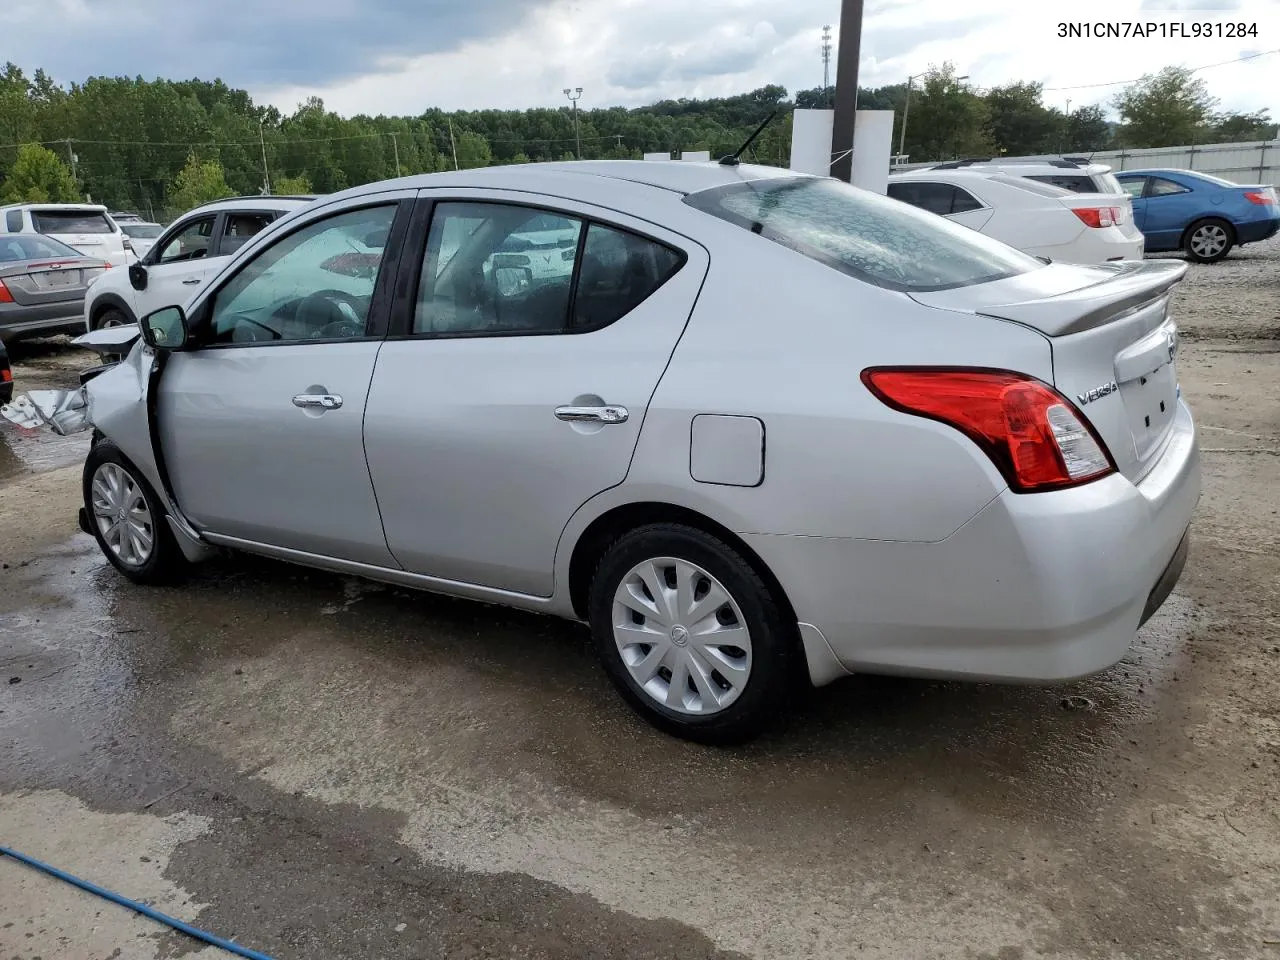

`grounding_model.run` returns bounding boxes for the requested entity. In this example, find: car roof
[184,195,319,216]
[925,159,1112,176]
[890,169,999,181]
[0,202,109,212]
